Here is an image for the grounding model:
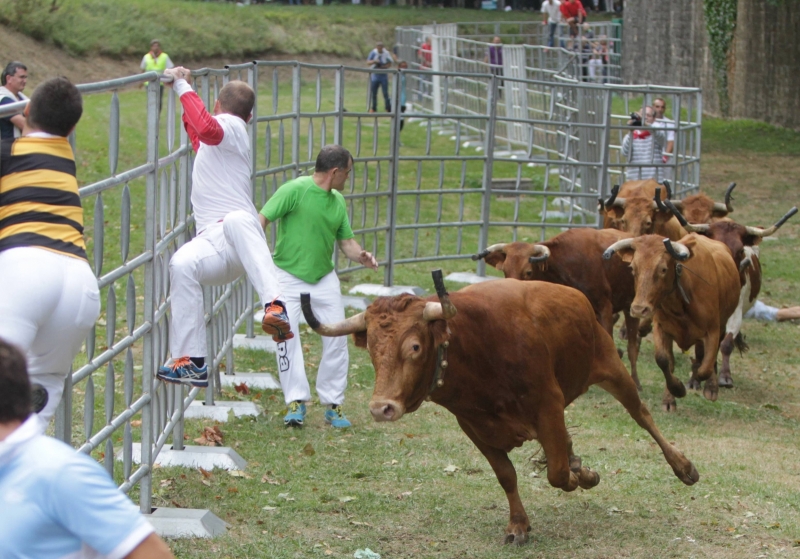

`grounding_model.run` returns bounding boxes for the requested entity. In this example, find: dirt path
[0,24,362,86]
